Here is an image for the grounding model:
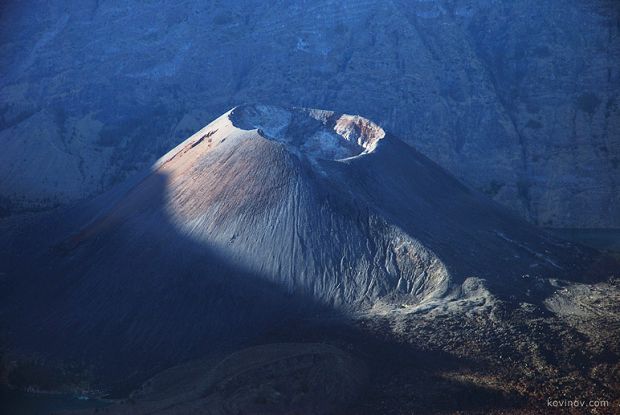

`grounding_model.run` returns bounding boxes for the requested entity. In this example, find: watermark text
[547,398,610,408]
